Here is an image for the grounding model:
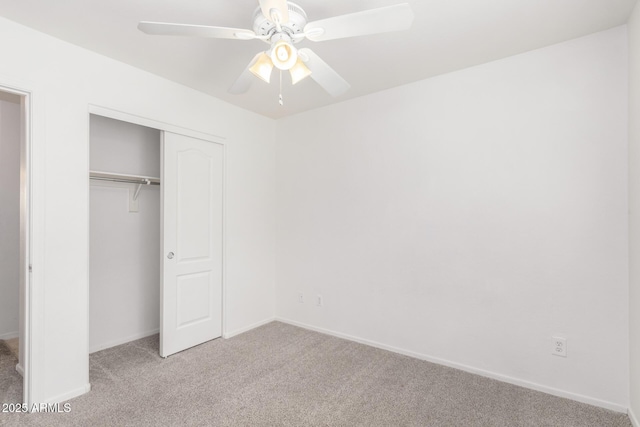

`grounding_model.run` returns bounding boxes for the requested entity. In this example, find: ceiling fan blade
[138,21,257,40]
[229,53,263,94]
[298,48,350,97]
[259,0,290,24]
[304,3,414,42]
